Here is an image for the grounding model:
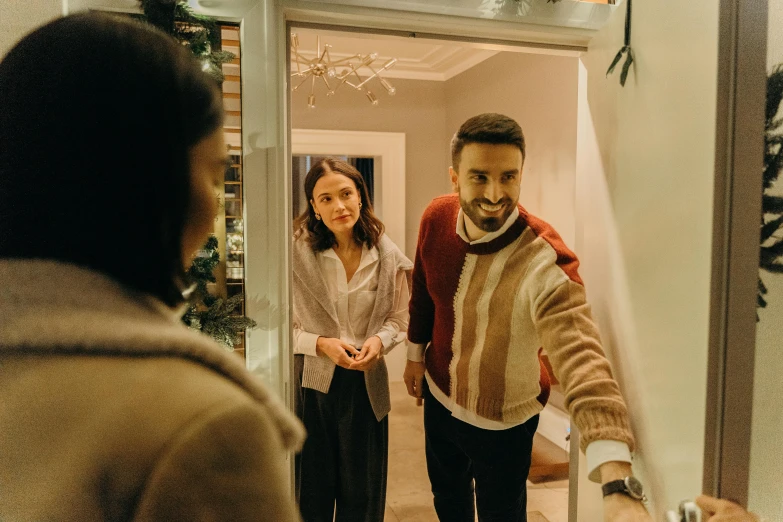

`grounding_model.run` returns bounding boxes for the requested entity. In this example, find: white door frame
[291,129,406,251]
